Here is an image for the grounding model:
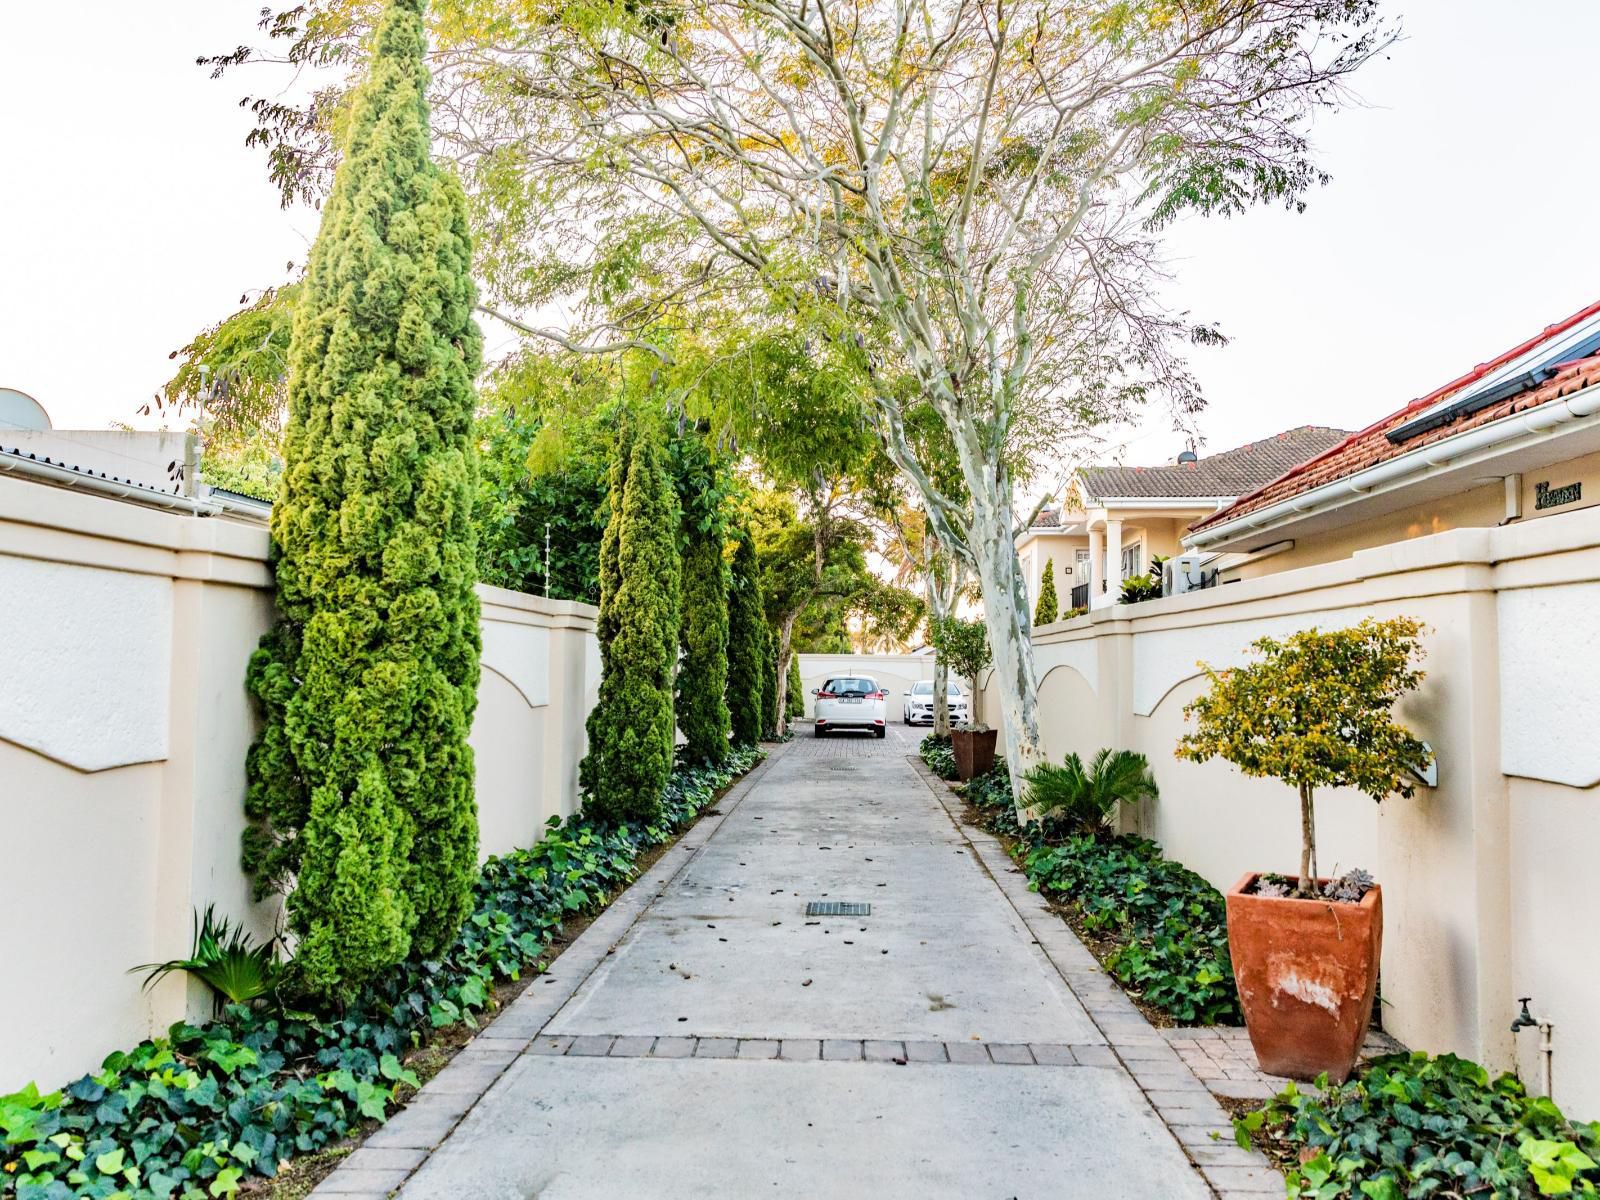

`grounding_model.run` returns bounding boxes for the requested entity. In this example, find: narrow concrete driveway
[378,727,1224,1198]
